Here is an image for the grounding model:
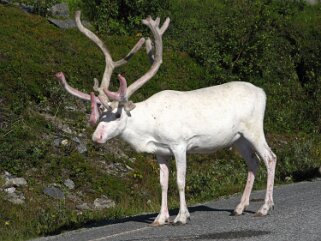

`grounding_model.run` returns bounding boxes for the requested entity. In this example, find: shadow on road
[125,230,271,241]
[45,201,258,236]
[84,204,255,229]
